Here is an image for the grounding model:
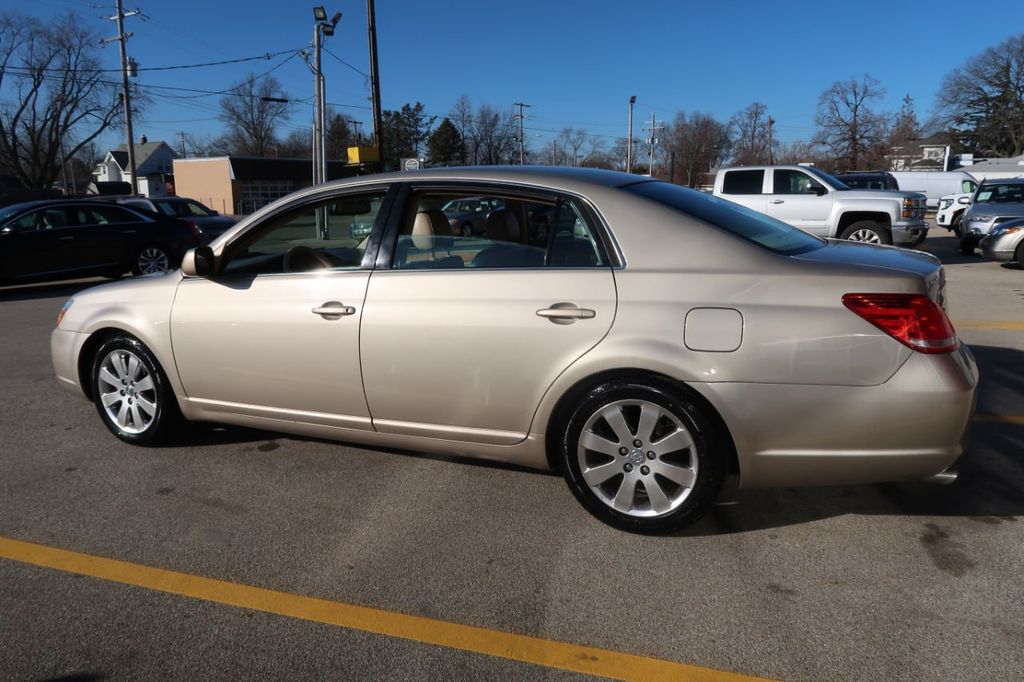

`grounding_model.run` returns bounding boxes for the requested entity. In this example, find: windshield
[627,181,825,256]
[974,183,1024,204]
[802,166,850,190]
